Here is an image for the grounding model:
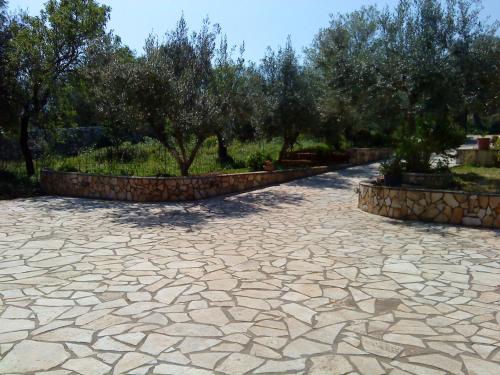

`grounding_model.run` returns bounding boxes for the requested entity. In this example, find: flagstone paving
[0,163,499,375]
